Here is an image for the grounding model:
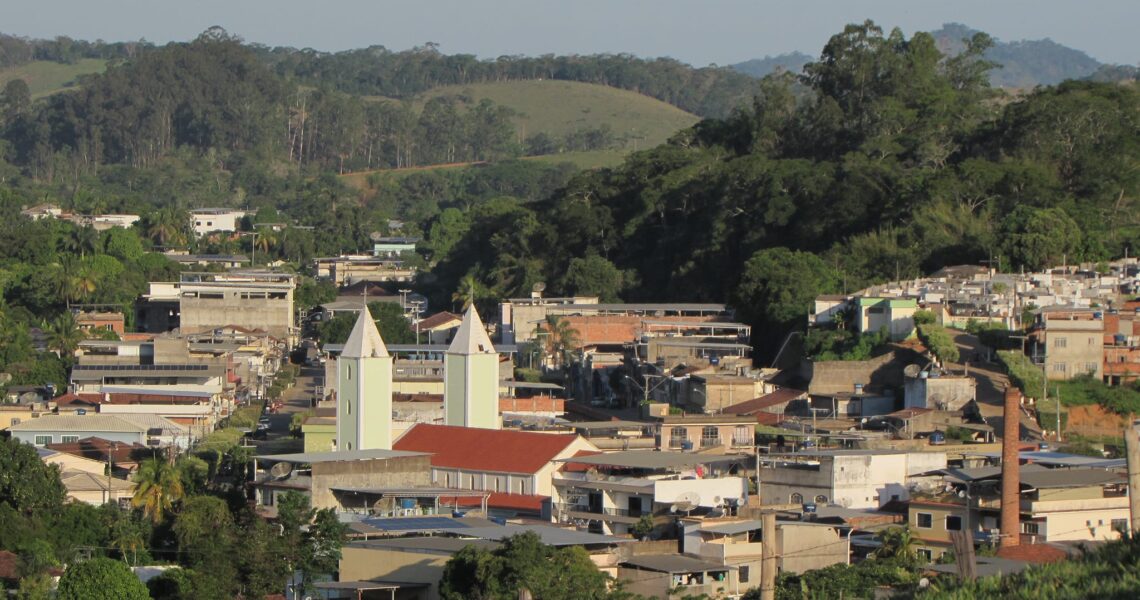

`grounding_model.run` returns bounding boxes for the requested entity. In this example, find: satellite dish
[671,491,701,512]
[269,462,293,479]
[904,364,921,378]
[369,231,385,242]
[713,496,723,505]
[532,282,546,292]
